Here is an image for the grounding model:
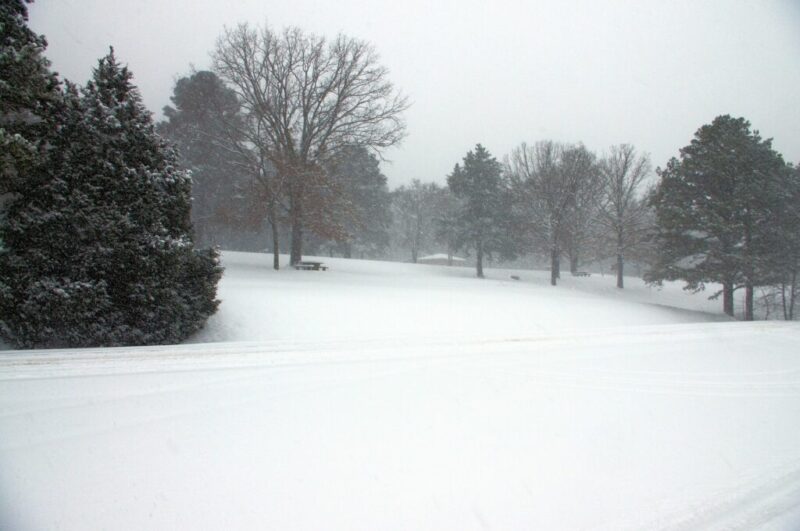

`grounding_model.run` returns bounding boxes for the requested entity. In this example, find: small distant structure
[417,253,466,266]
